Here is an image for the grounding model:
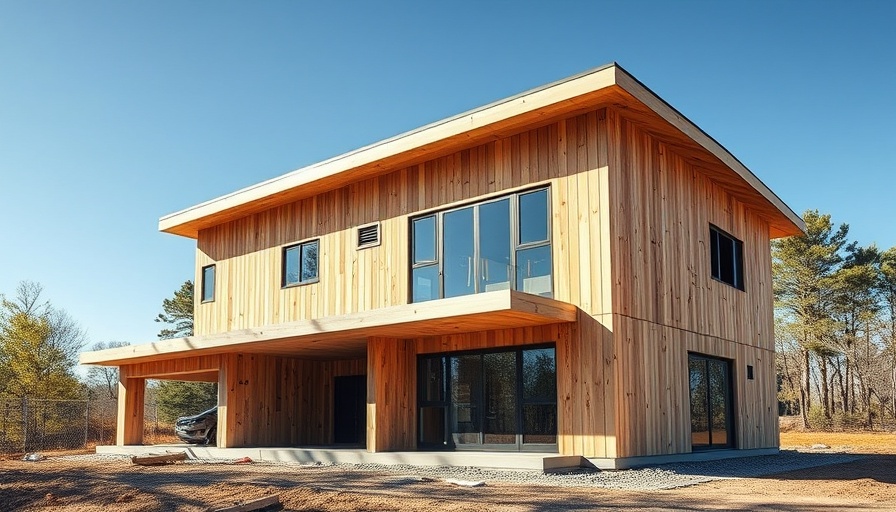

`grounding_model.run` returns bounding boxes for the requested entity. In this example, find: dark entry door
[334,375,366,445]
[688,354,734,449]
